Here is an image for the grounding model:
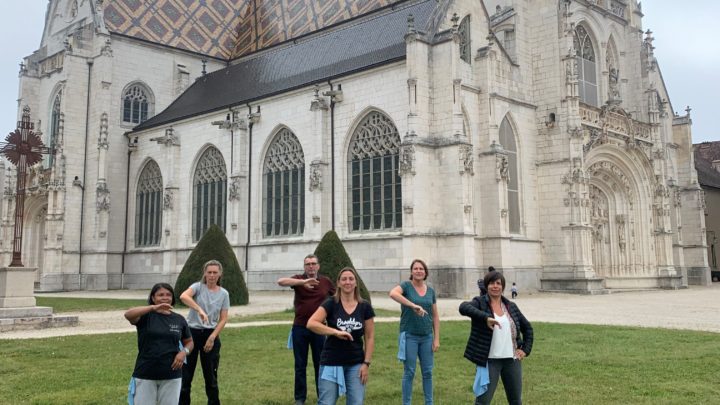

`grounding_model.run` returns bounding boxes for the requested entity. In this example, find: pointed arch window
[135,160,163,247]
[574,25,598,106]
[348,111,402,232]
[122,83,152,124]
[263,128,305,237]
[500,117,521,234]
[48,92,62,167]
[192,147,227,241]
[459,15,471,63]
